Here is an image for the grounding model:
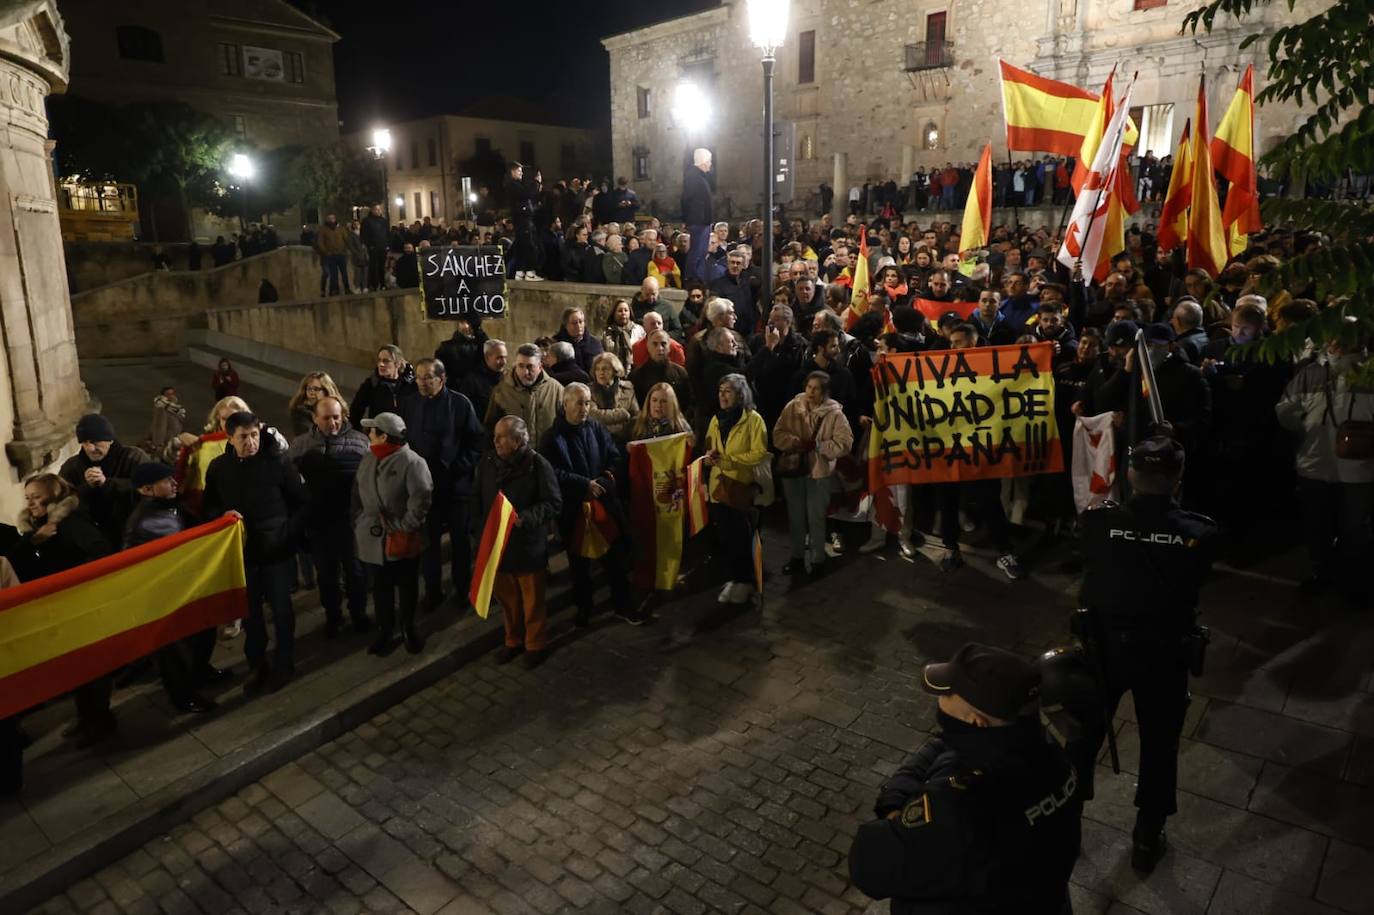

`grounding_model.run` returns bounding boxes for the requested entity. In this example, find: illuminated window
[923,122,940,150]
